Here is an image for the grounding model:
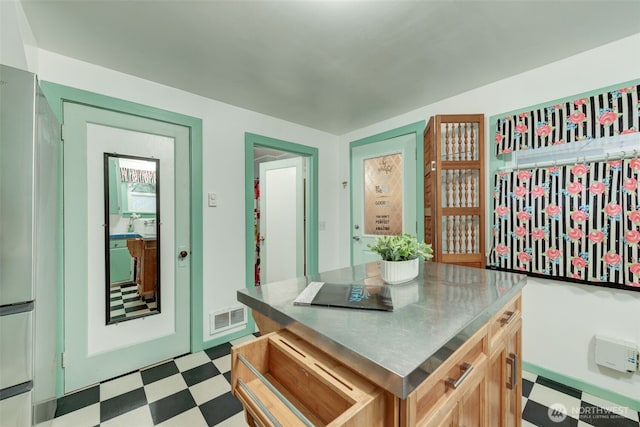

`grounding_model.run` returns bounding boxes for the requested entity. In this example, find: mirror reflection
[104,153,160,324]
